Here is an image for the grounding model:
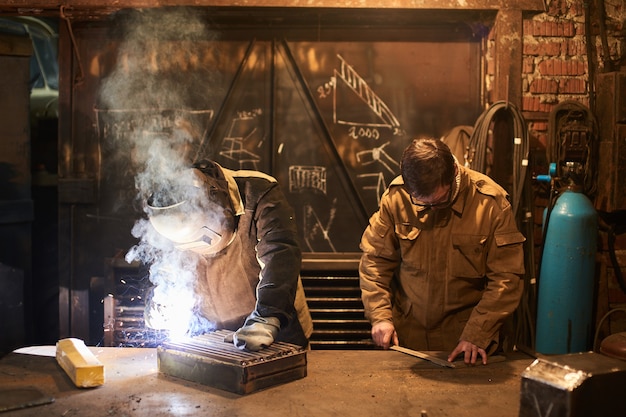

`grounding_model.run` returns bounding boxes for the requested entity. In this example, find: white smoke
[97,7,219,338]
